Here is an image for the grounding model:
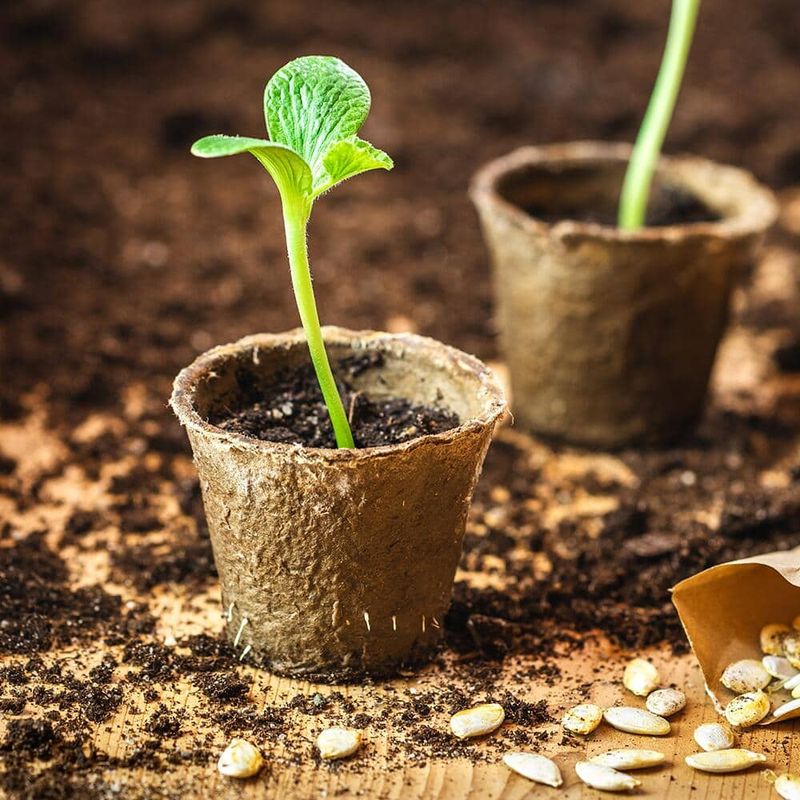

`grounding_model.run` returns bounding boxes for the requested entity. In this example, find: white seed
[784,635,800,669]
[316,727,362,760]
[792,683,800,699]
[693,722,735,751]
[217,738,264,778]
[646,688,686,717]
[685,748,767,773]
[763,655,798,680]
[785,673,800,691]
[562,703,604,735]
[575,761,640,792]
[775,773,800,800]
[622,658,660,697]
[450,703,505,739]
[503,752,563,787]
[723,690,771,728]
[603,706,670,736]
[589,749,666,770]
[721,659,771,693]
[761,624,790,656]
[771,697,800,721]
